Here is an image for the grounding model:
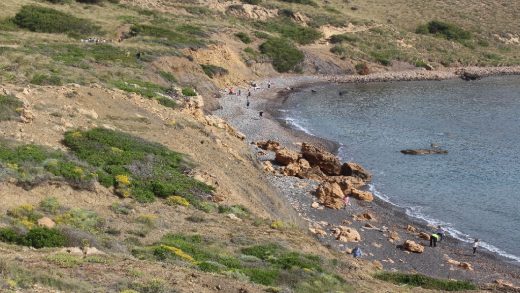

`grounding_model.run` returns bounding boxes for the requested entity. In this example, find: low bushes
[129,24,205,48]
[278,0,317,6]
[234,32,252,44]
[0,227,66,248]
[0,95,23,122]
[134,235,349,290]
[13,5,99,36]
[63,128,212,204]
[181,87,197,96]
[255,19,322,45]
[329,33,358,44]
[259,38,304,72]
[375,272,476,291]
[30,73,63,86]
[200,64,229,78]
[416,20,471,42]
